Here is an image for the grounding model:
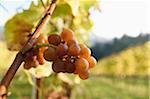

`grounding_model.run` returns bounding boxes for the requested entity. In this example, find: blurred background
[0,0,149,99]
